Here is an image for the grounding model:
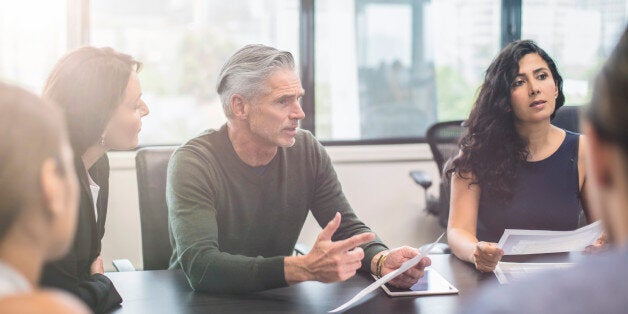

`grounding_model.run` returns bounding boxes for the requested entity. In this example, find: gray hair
[216,44,296,118]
